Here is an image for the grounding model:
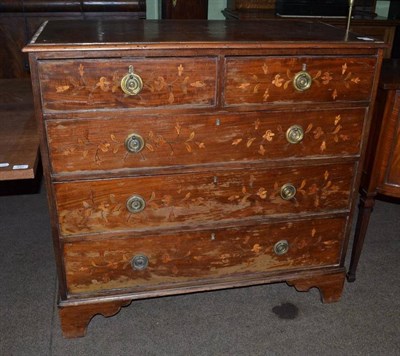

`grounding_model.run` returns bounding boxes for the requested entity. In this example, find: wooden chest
[24,20,384,338]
